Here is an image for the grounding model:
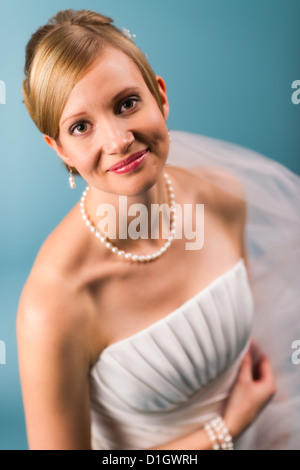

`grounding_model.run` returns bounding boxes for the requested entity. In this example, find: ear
[43,135,71,166]
[156,76,169,121]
